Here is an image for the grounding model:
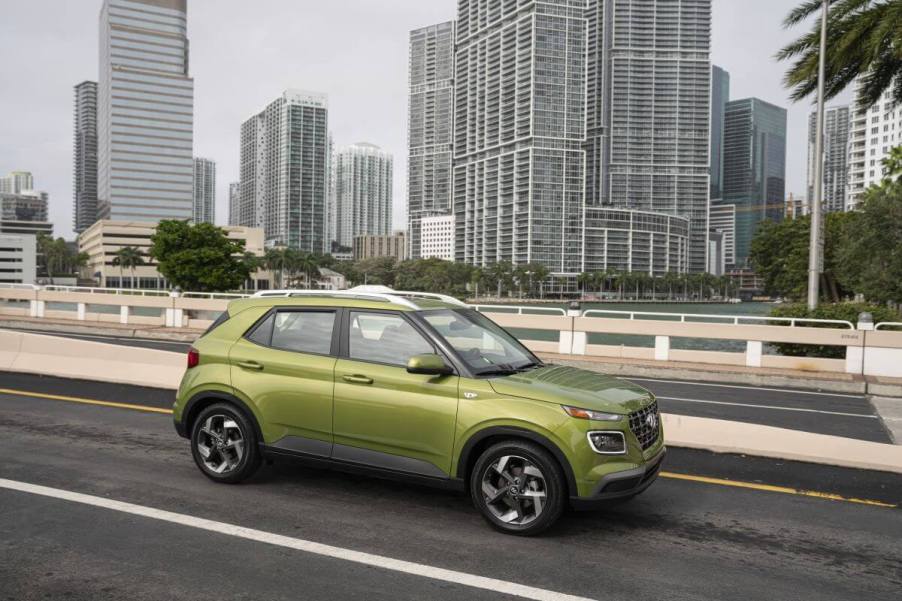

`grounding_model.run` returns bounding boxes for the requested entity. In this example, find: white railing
[876,322,902,331]
[472,304,568,316]
[581,308,854,329]
[42,285,170,297]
